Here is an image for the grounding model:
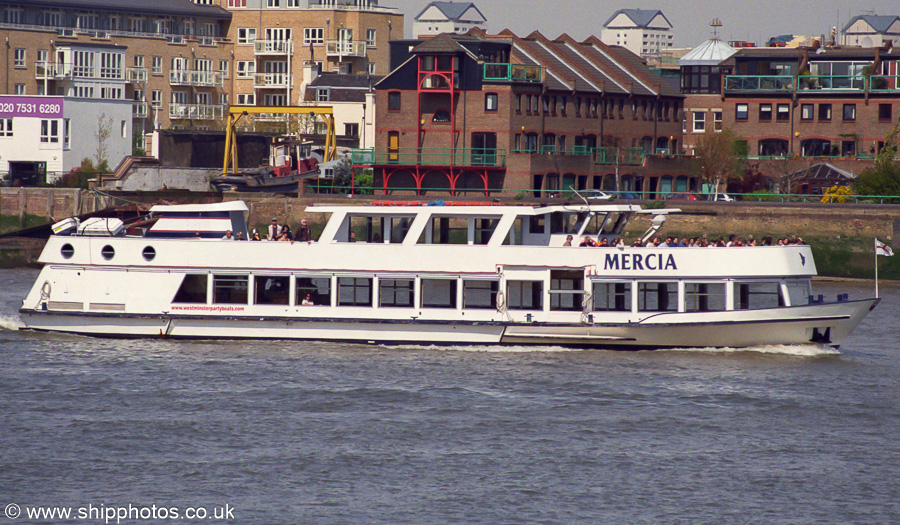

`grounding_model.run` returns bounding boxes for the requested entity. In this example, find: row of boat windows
[172,273,809,312]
